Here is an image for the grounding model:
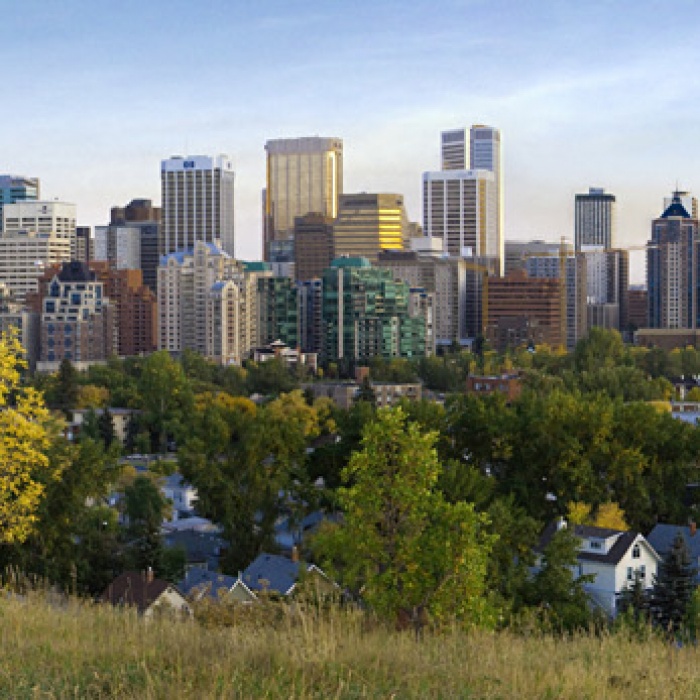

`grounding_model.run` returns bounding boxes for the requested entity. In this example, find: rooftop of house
[538,521,642,566]
[647,523,700,559]
[177,569,239,600]
[241,553,302,595]
[100,571,175,613]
